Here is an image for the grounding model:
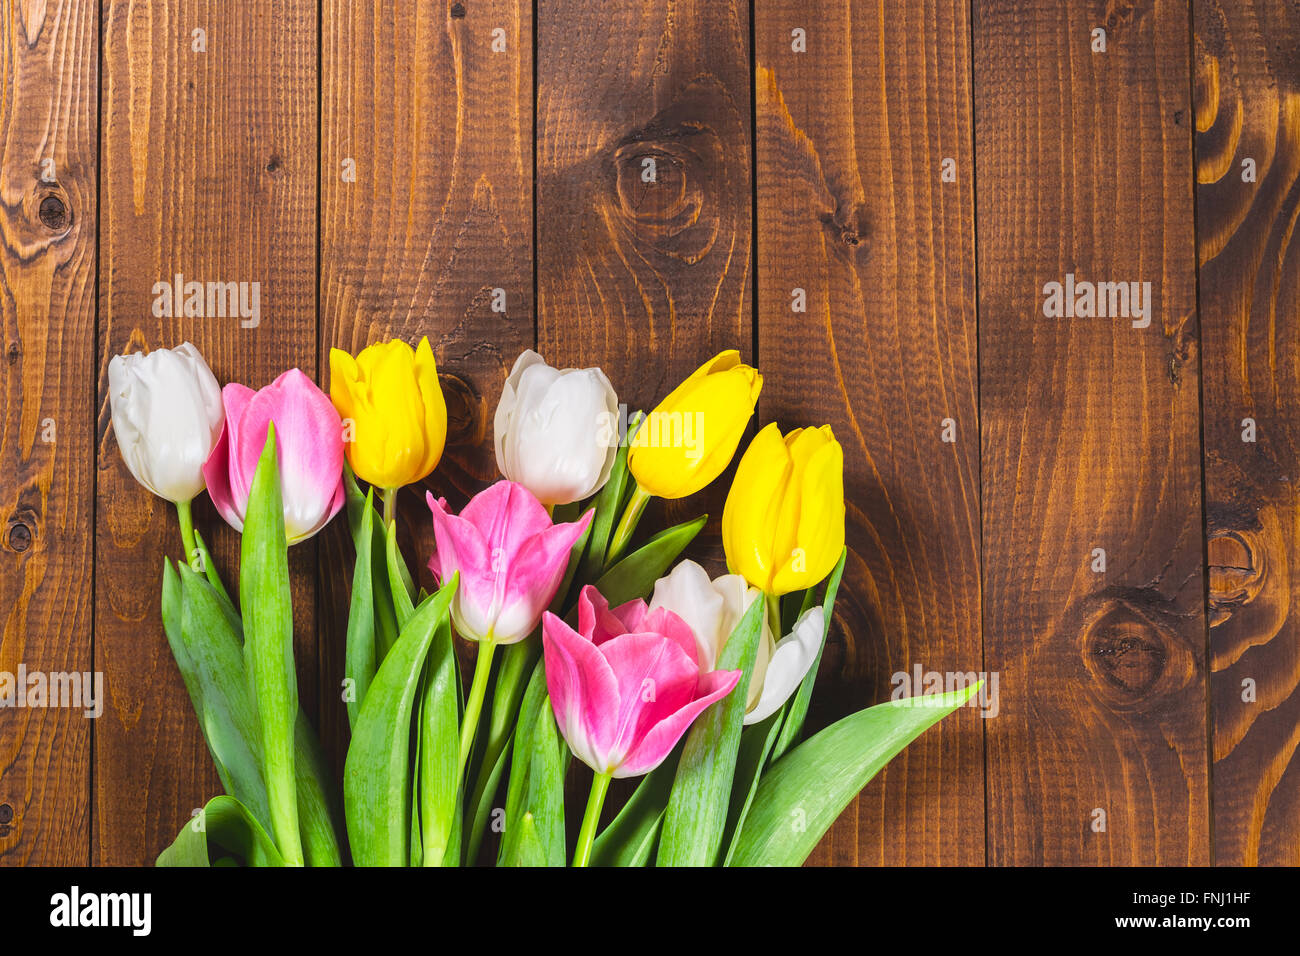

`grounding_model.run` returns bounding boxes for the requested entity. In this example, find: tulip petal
[617,668,742,778]
[721,423,792,591]
[744,607,824,725]
[542,611,622,773]
[596,631,698,765]
[426,491,495,641]
[201,419,243,531]
[492,508,592,643]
